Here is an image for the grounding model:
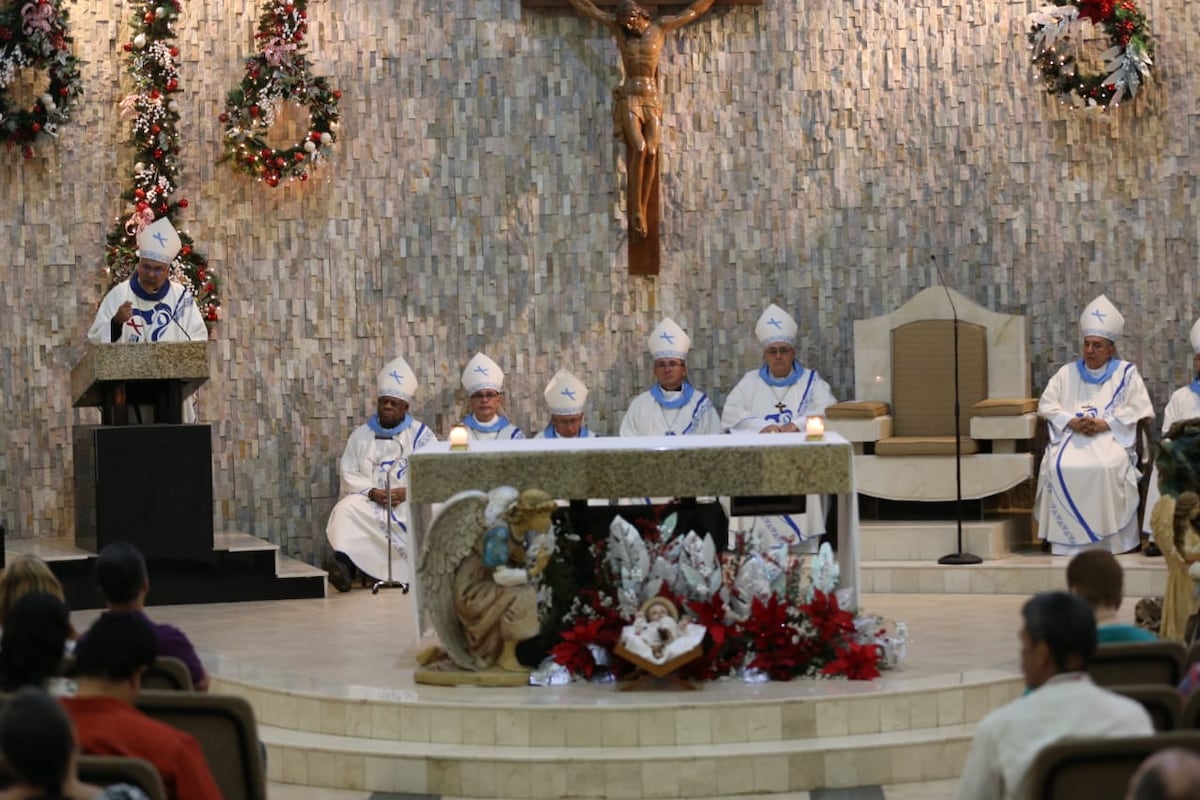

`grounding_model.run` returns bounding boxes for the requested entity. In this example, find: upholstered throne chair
[825,287,1037,503]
